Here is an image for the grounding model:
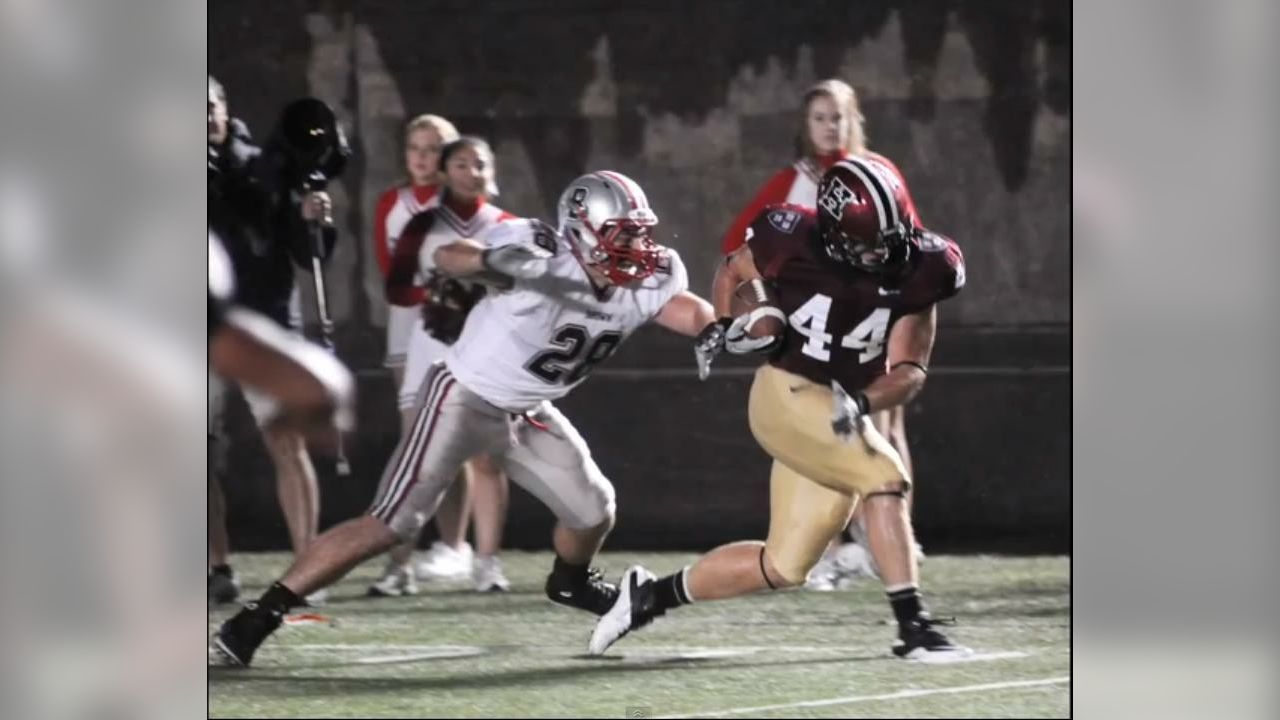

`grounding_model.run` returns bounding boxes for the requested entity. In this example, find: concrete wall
[211,0,1070,553]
